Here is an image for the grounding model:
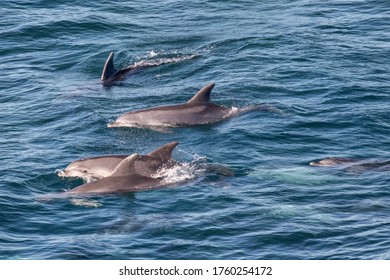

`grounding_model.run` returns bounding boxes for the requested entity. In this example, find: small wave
[238,104,284,116]
[176,148,208,162]
[35,192,68,202]
[69,198,102,208]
